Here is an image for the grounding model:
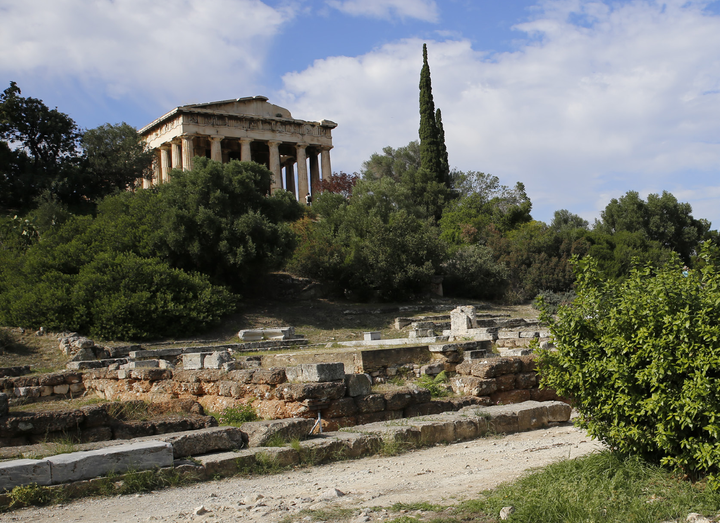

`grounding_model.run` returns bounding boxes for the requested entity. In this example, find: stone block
[515,373,537,389]
[323,397,358,418]
[40,386,53,396]
[121,360,160,369]
[409,329,434,338]
[53,384,70,395]
[286,363,345,383]
[69,383,84,394]
[47,441,173,484]
[241,418,315,447]
[183,353,205,370]
[420,362,445,376]
[238,330,264,341]
[464,349,488,361]
[276,382,346,402]
[344,373,372,397]
[404,402,449,418]
[154,427,247,458]
[251,368,286,385]
[203,351,232,370]
[409,388,432,404]
[383,389,413,411]
[546,400,572,422]
[0,459,52,490]
[529,388,561,402]
[517,403,549,431]
[450,306,476,333]
[363,332,381,341]
[414,420,456,444]
[496,374,516,392]
[450,376,497,397]
[491,389,532,405]
[354,394,385,413]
